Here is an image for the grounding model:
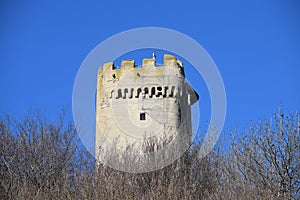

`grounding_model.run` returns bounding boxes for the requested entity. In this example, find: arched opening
[136,88,142,98]
[129,88,134,99]
[170,86,175,97]
[156,86,162,97]
[123,88,128,99]
[144,87,149,95]
[150,87,156,98]
[163,86,168,98]
[117,89,122,99]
